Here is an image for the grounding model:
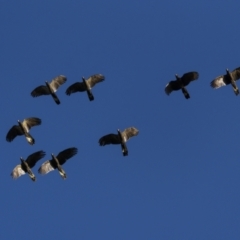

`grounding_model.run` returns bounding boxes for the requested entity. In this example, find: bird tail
[28,170,36,181]
[87,90,94,101]
[182,87,190,99]
[58,166,67,179]
[121,142,128,156]
[234,88,239,96]
[229,81,239,96]
[51,92,60,104]
[25,133,35,145]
